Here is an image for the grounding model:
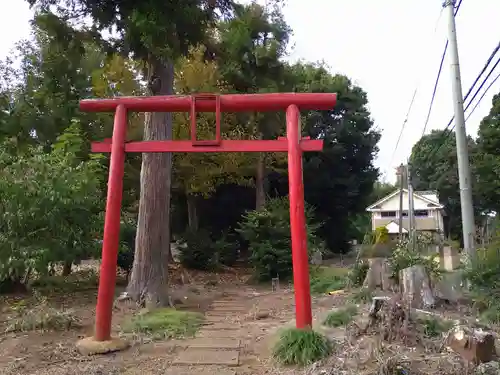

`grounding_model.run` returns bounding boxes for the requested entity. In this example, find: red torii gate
[81,92,337,342]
